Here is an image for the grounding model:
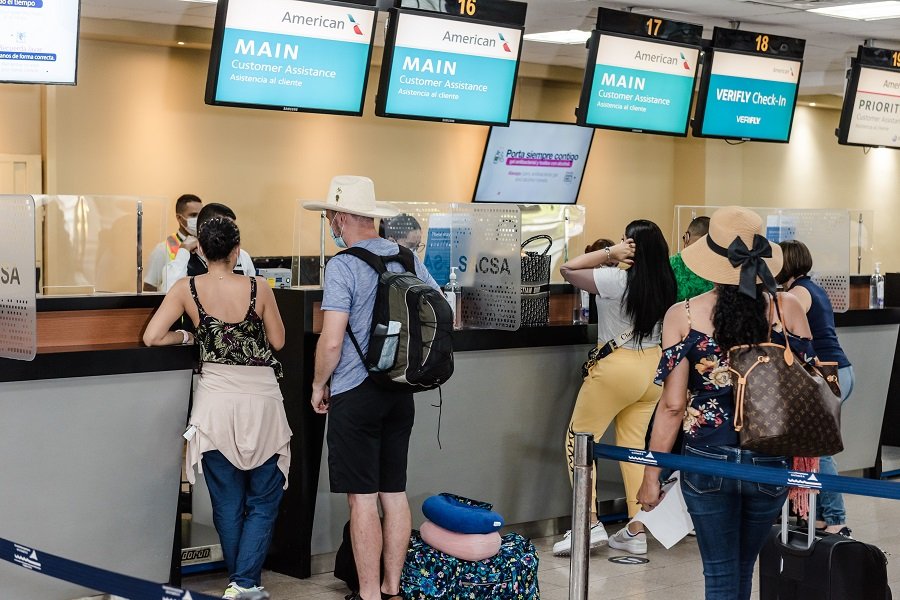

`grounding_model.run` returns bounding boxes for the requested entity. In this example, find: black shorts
[327,378,415,494]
